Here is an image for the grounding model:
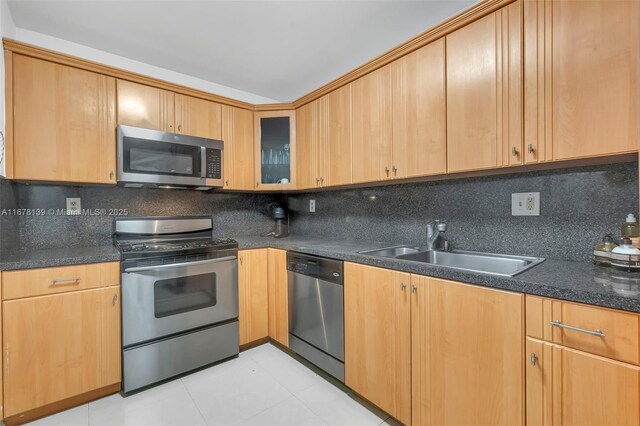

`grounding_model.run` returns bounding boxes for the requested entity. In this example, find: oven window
[154,273,217,318]
[123,137,201,177]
